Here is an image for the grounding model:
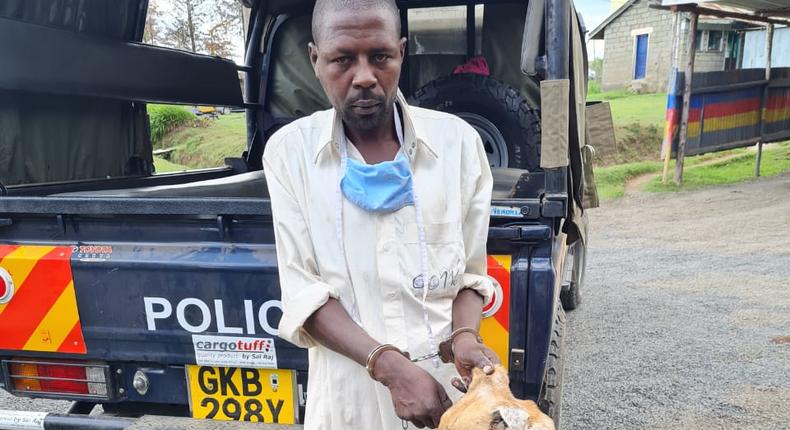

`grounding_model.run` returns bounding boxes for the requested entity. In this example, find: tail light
[5,359,110,399]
